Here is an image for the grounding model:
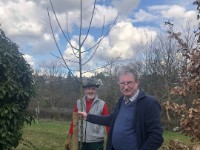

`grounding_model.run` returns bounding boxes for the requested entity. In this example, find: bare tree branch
[49,0,79,52]
[78,0,83,53]
[50,52,79,63]
[80,0,97,47]
[65,12,79,59]
[82,13,118,66]
[47,8,80,84]
[82,56,121,75]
